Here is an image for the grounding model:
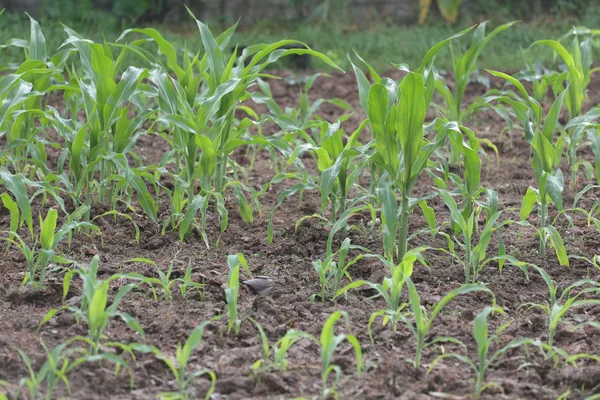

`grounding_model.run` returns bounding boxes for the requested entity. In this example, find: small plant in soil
[39,255,144,353]
[520,265,600,345]
[429,306,551,400]
[132,320,218,400]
